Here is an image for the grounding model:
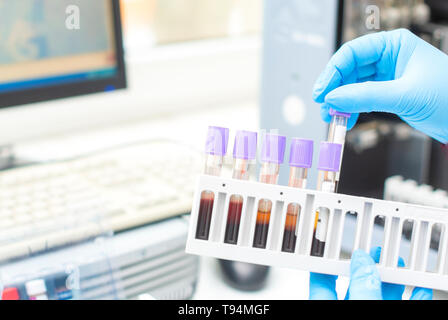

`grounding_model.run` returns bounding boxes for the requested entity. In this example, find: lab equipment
[313,28,448,144]
[384,175,448,209]
[261,0,448,198]
[224,130,257,244]
[282,138,313,253]
[261,2,448,284]
[336,0,448,197]
[253,134,286,249]
[1,287,20,300]
[25,279,48,300]
[196,126,229,240]
[260,0,337,188]
[187,172,448,291]
[384,175,448,256]
[0,140,202,262]
[309,248,433,300]
[1,217,199,300]
[327,109,350,191]
[311,142,342,257]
